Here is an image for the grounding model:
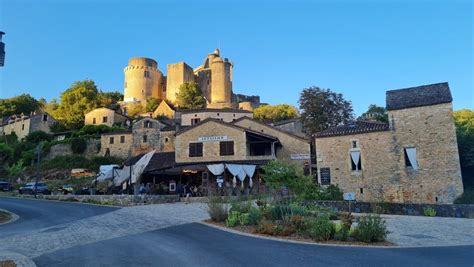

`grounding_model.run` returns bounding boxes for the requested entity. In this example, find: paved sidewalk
[382,214,474,247]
